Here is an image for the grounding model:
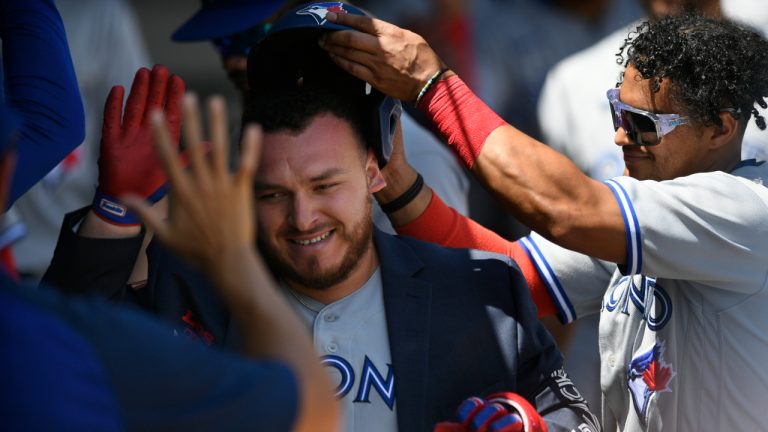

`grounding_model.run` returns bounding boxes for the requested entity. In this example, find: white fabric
[722,0,768,37]
[11,0,151,279]
[282,269,398,432]
[523,162,768,431]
